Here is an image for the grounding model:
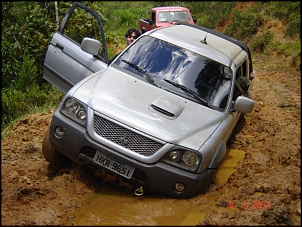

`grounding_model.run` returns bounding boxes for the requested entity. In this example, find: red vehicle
[139,6,196,34]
